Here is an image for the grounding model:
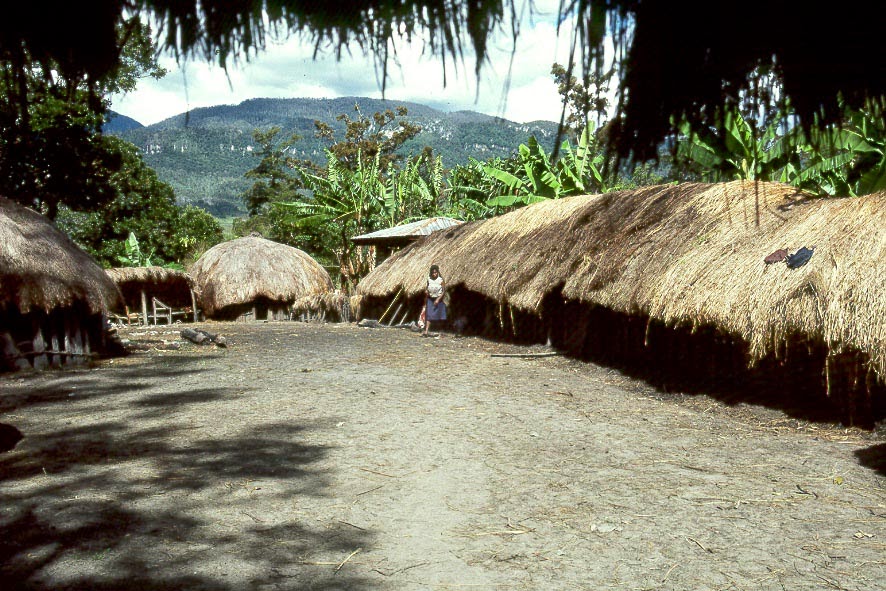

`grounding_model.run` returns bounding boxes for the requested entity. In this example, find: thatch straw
[357,181,886,380]
[190,236,333,316]
[0,197,122,314]
[292,291,353,322]
[105,266,195,288]
[105,266,197,311]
